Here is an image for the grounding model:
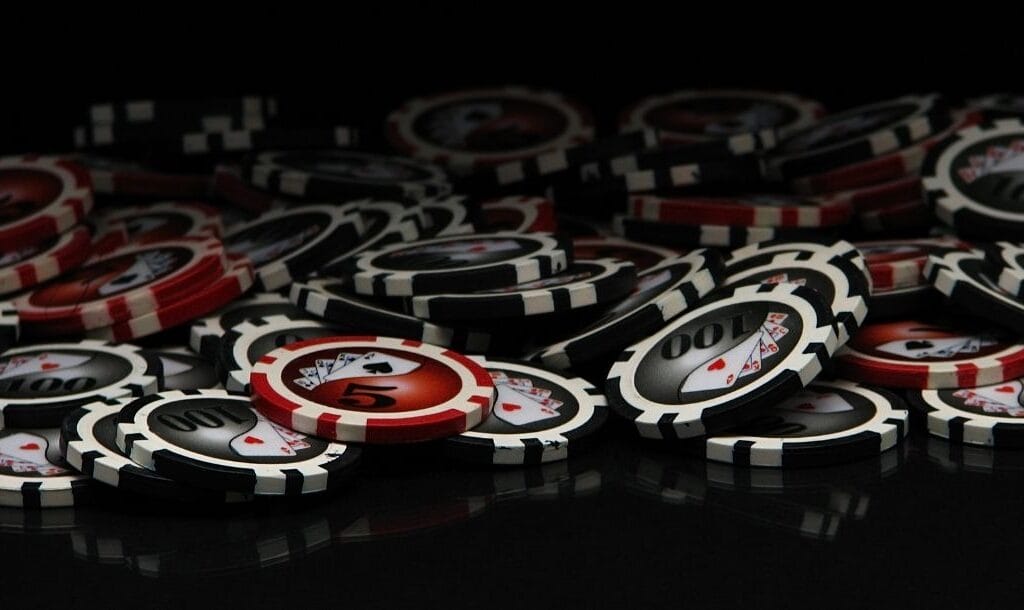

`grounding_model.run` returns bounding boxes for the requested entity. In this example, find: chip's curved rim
[113,390,360,496]
[987,242,1024,297]
[349,231,572,297]
[443,357,608,465]
[60,397,248,502]
[250,336,495,443]
[925,249,1024,334]
[923,118,1024,230]
[618,88,824,141]
[0,225,92,296]
[721,251,870,345]
[14,235,228,331]
[85,255,255,343]
[480,196,556,233]
[0,427,92,508]
[386,86,595,171]
[856,237,967,292]
[627,193,854,228]
[725,239,866,275]
[289,278,493,352]
[320,200,423,275]
[419,196,476,238]
[408,258,637,322]
[0,156,94,250]
[78,155,212,198]
[244,149,451,200]
[857,200,930,233]
[0,339,159,428]
[909,380,1024,447]
[537,250,723,370]
[571,236,679,270]
[188,292,295,360]
[613,215,819,248]
[606,282,839,440]
[220,314,333,392]
[704,379,910,467]
[98,201,223,242]
[224,204,364,291]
